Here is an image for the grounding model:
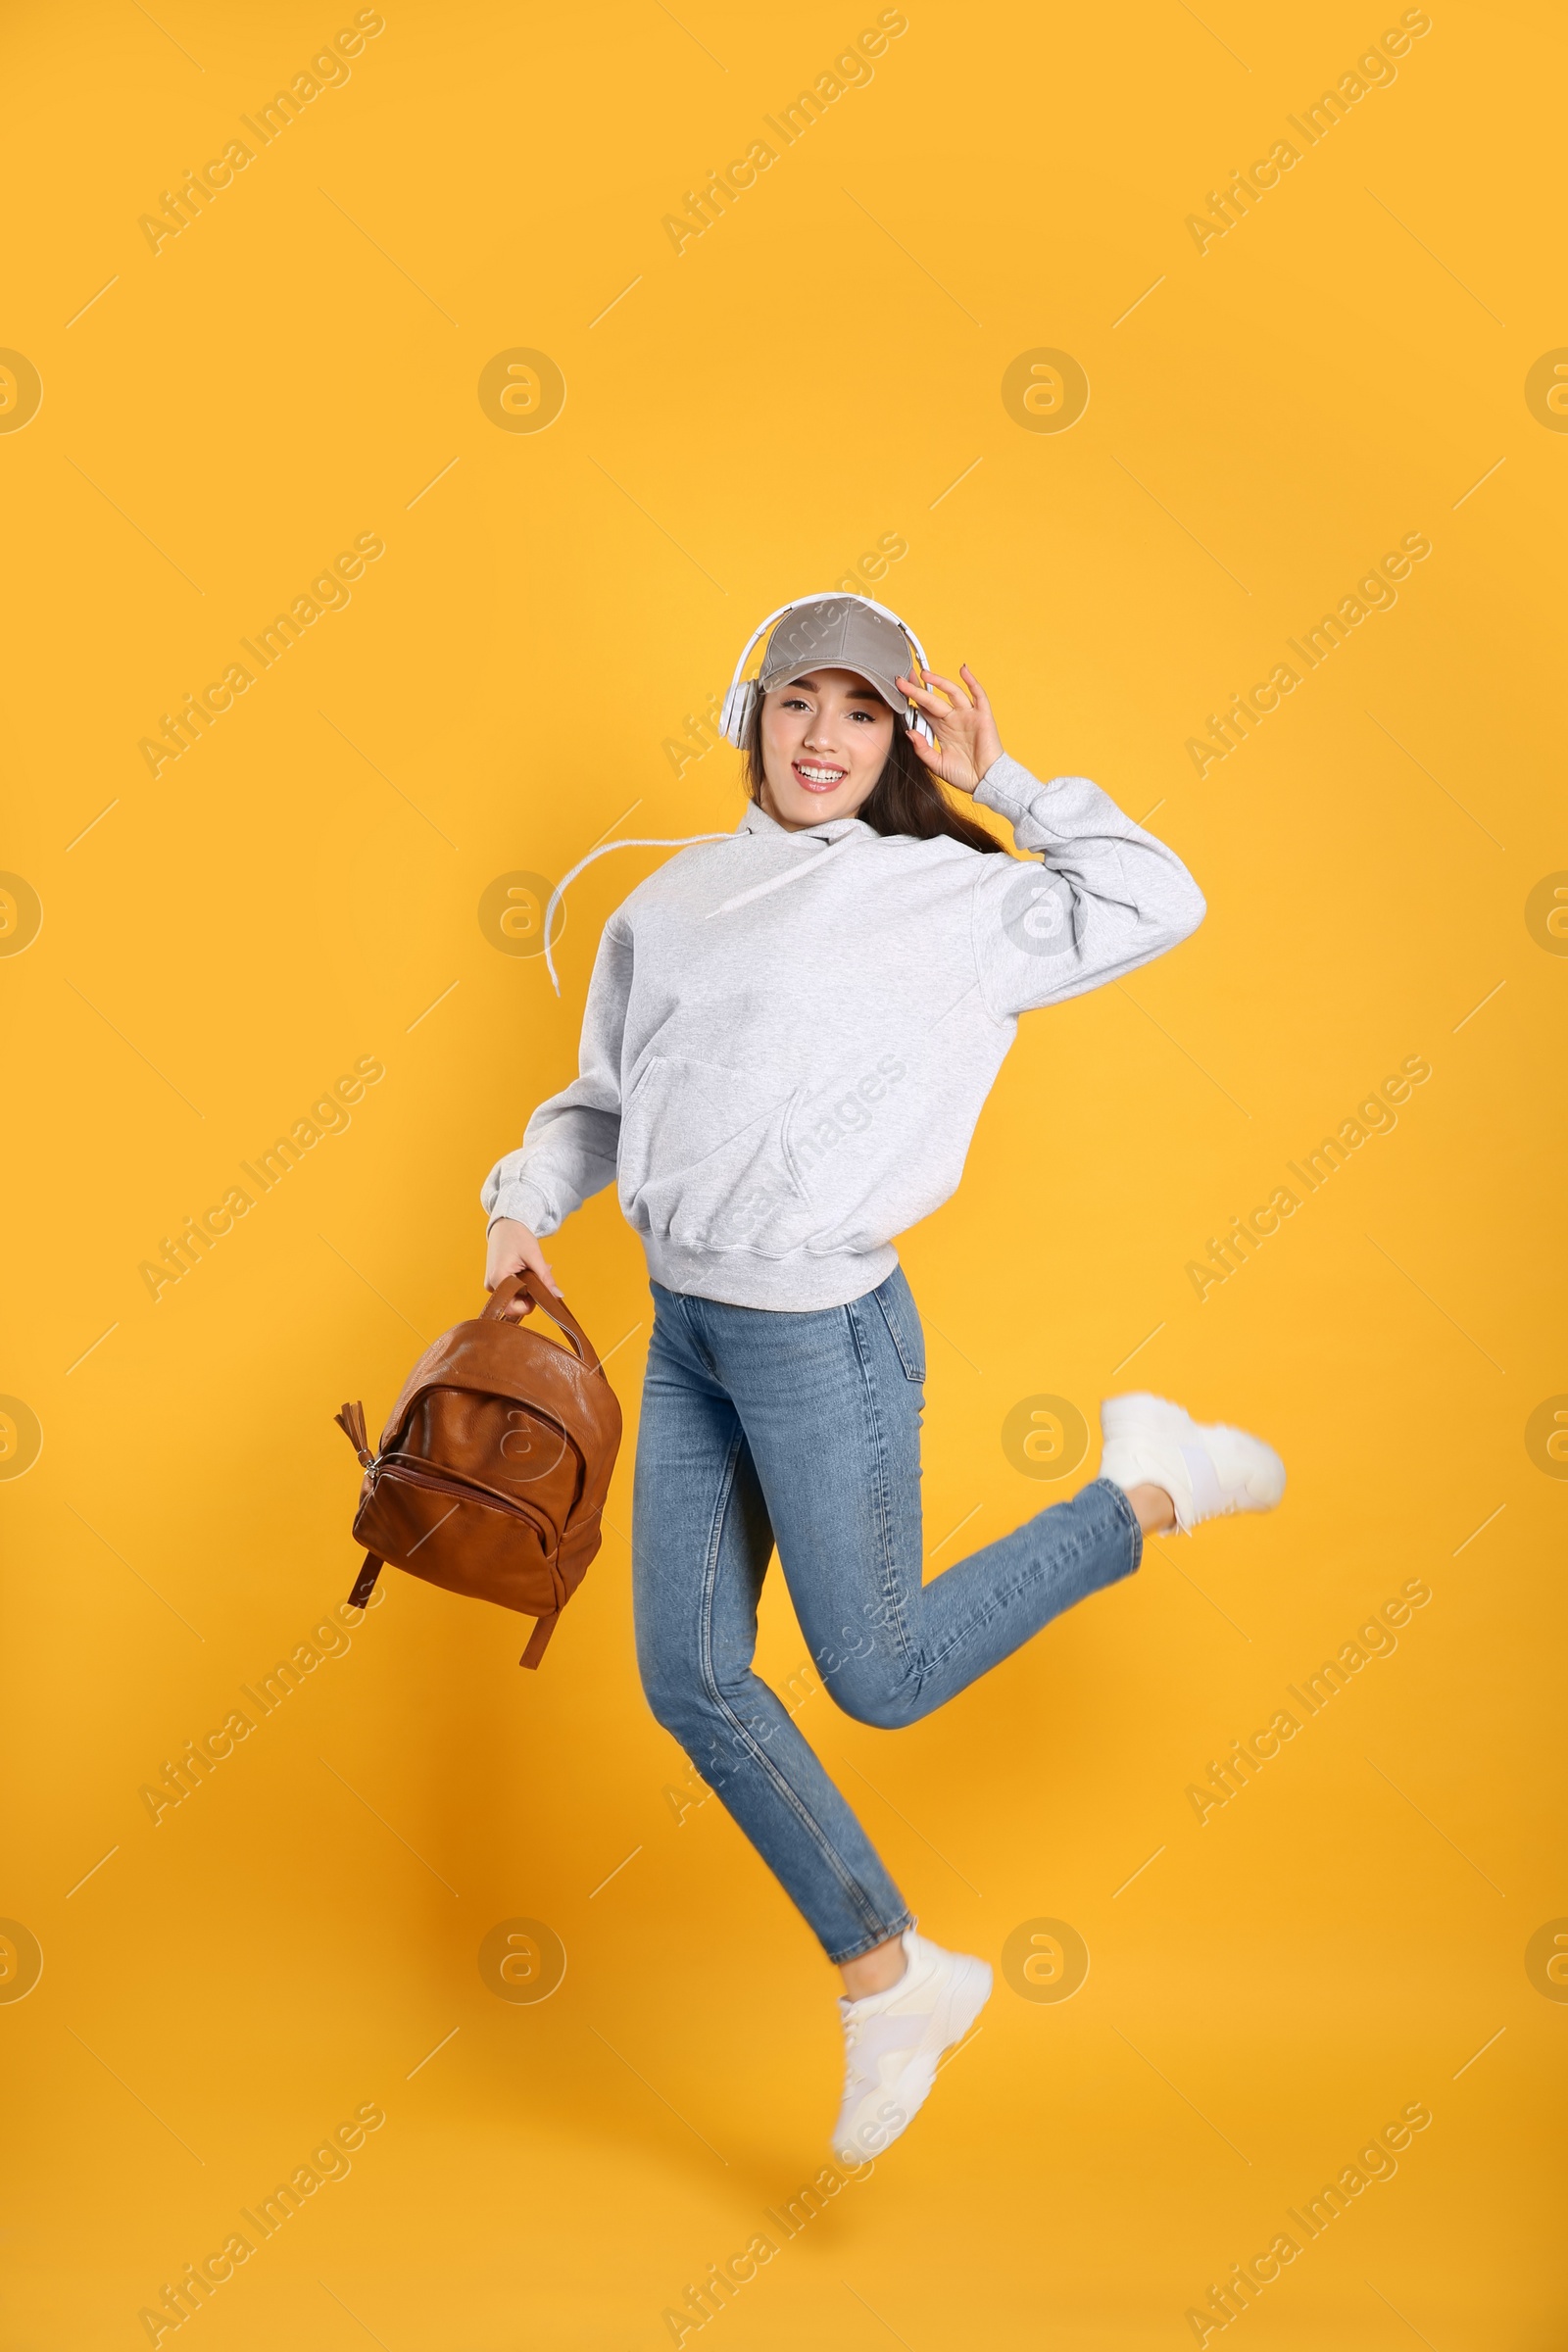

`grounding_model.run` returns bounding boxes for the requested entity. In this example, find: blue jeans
[631,1268,1143,1964]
